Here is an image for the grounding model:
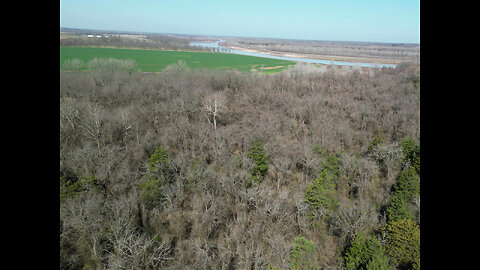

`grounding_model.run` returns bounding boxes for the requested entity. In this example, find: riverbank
[223,44,404,65]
